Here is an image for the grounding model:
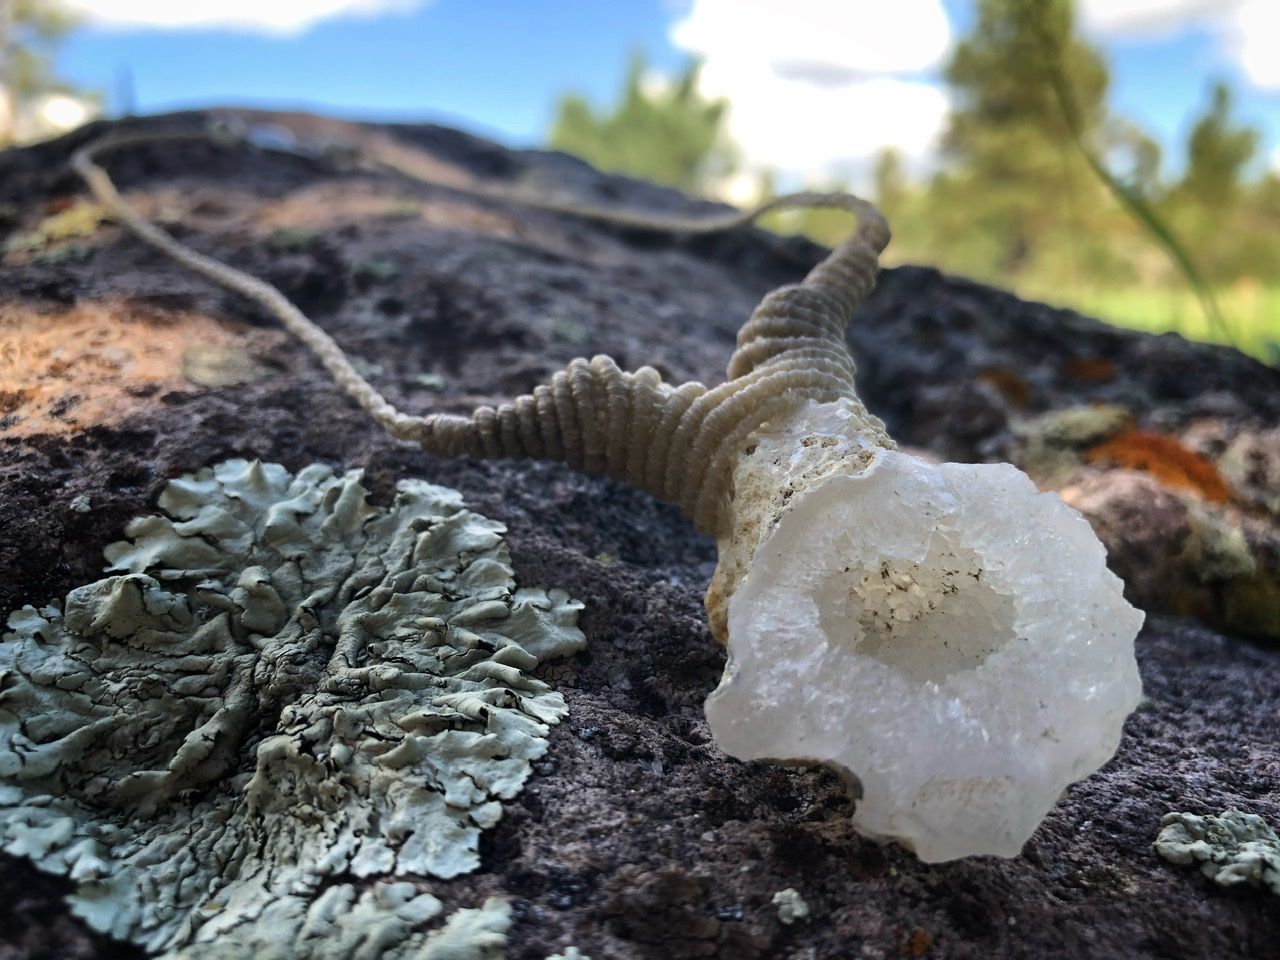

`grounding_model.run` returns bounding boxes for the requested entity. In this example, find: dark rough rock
[0,111,1277,960]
